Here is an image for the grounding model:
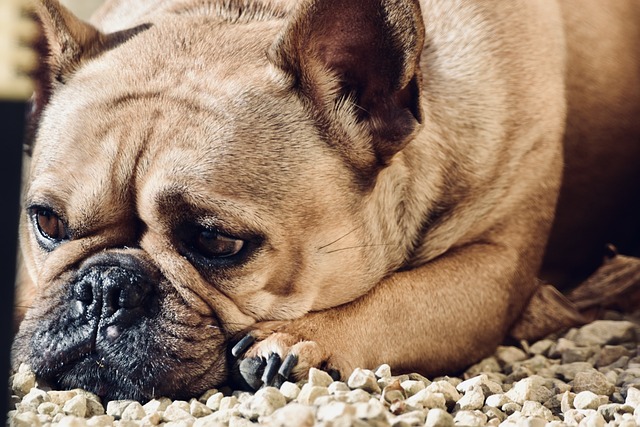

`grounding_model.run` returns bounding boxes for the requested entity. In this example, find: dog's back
[543,0,640,286]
